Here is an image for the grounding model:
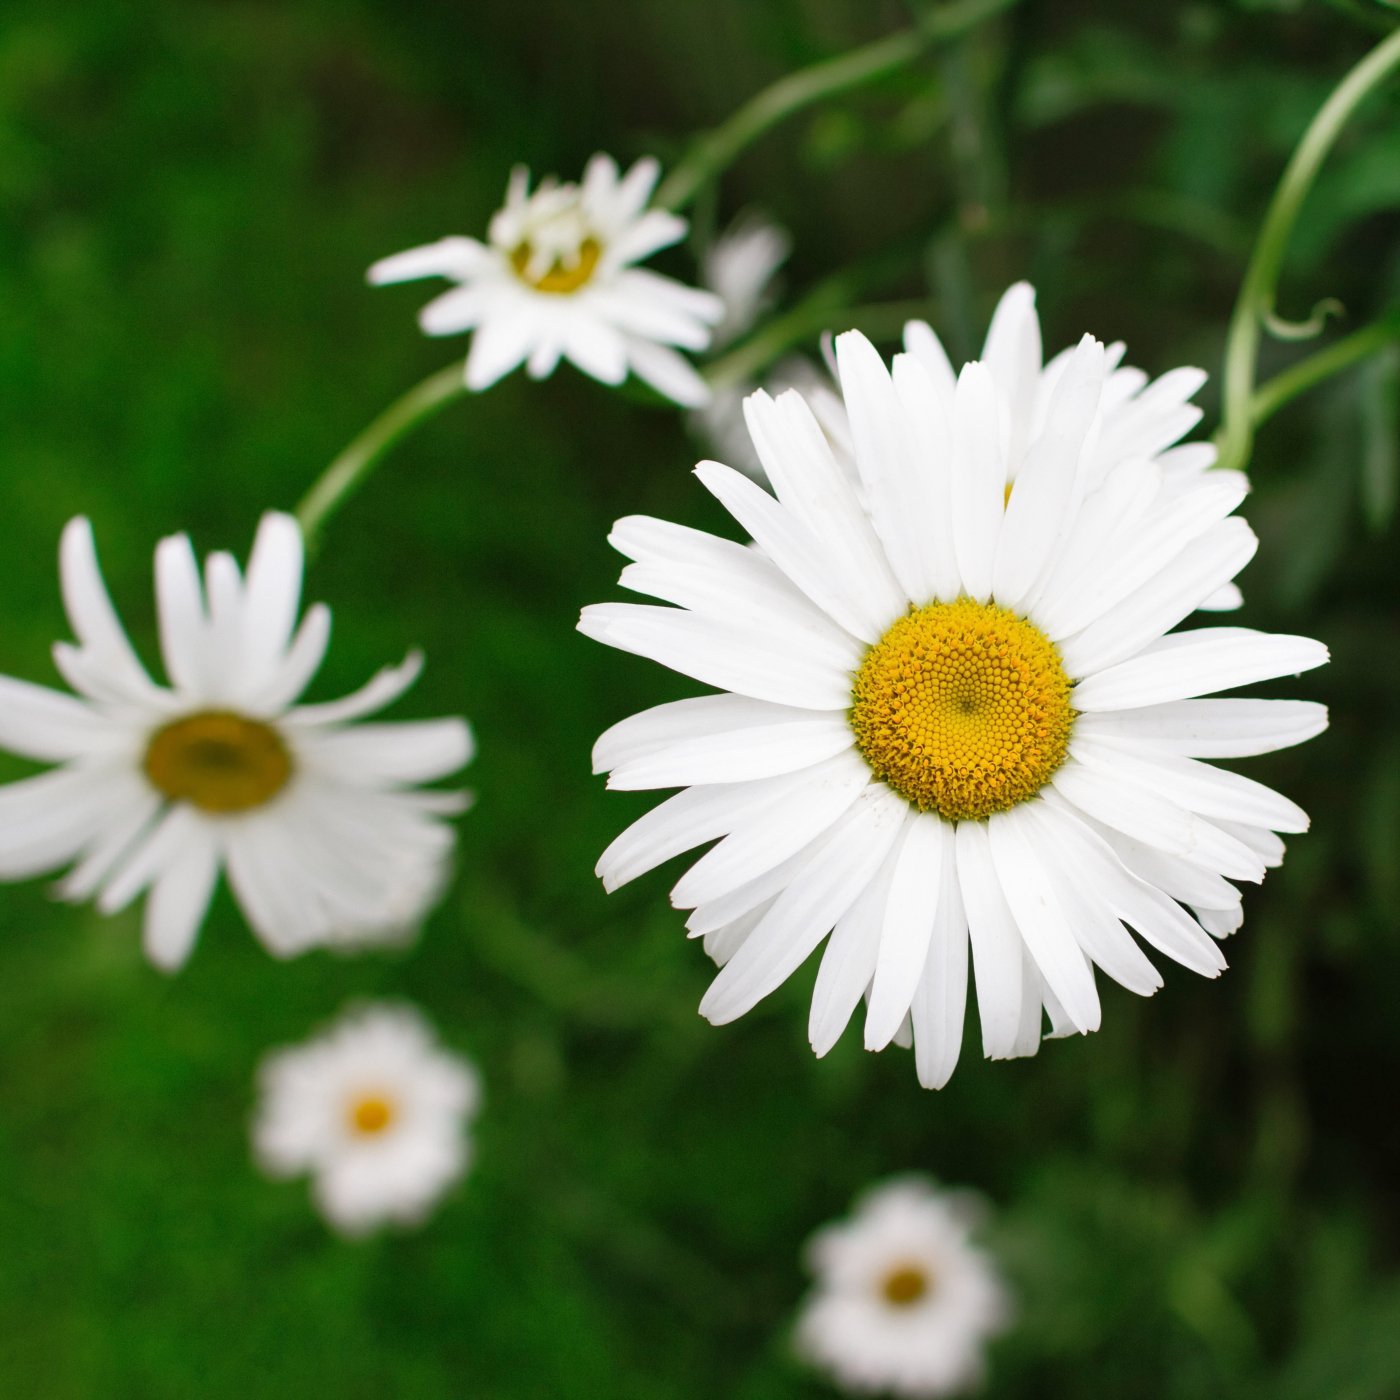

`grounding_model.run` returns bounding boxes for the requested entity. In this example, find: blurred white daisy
[253,1001,481,1236]
[703,214,791,350]
[369,154,724,406]
[580,283,1328,1087]
[796,1176,1010,1398]
[0,513,472,970]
